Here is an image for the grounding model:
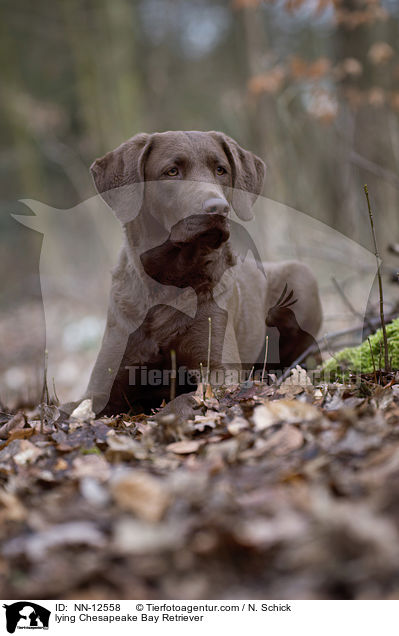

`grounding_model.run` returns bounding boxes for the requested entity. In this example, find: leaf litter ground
[1,368,399,600]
